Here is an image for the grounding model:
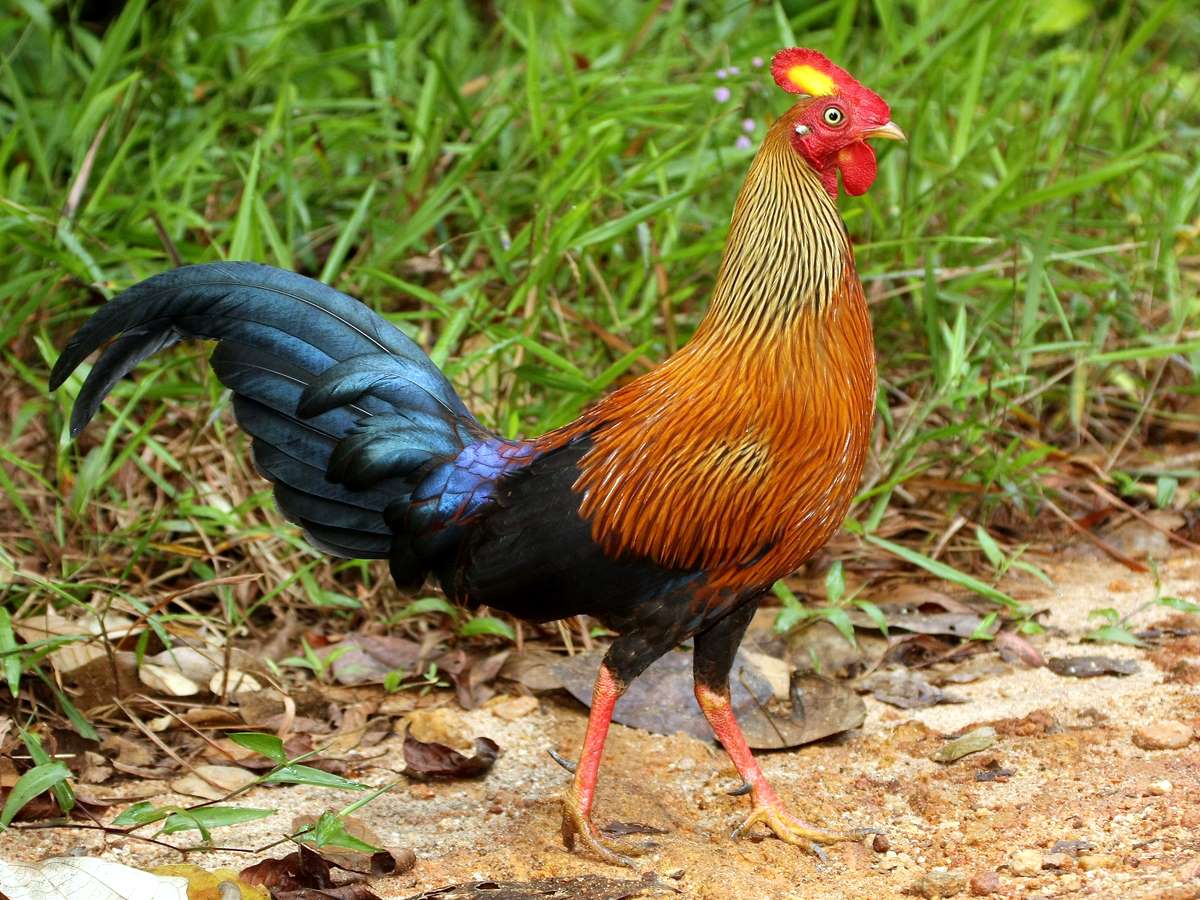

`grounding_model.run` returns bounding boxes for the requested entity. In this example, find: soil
[2,555,1199,899]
